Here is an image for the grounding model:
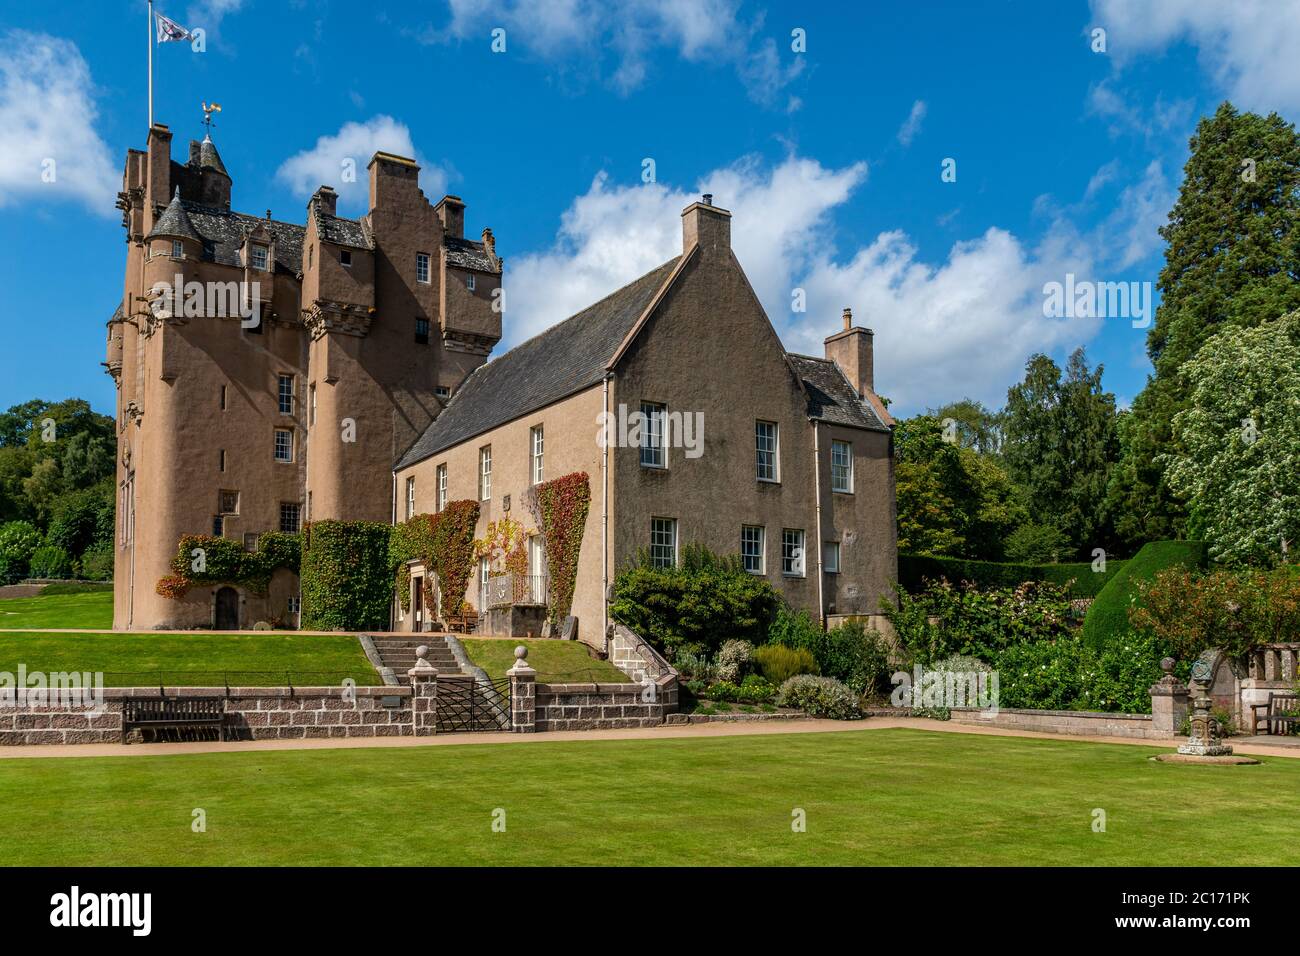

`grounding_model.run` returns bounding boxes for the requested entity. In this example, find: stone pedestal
[408,645,439,736]
[1148,657,1189,739]
[507,645,537,733]
[1178,661,1233,757]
